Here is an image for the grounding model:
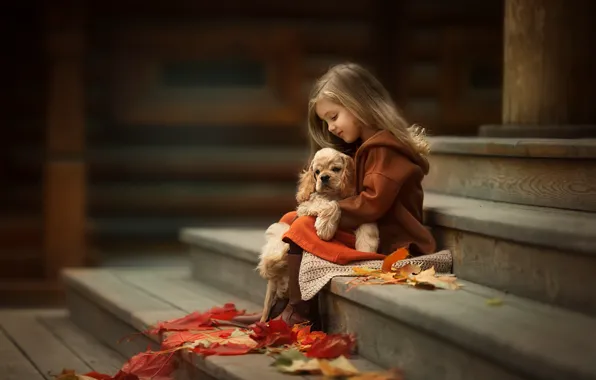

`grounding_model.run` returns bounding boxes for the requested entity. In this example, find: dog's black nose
[320,175,330,182]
